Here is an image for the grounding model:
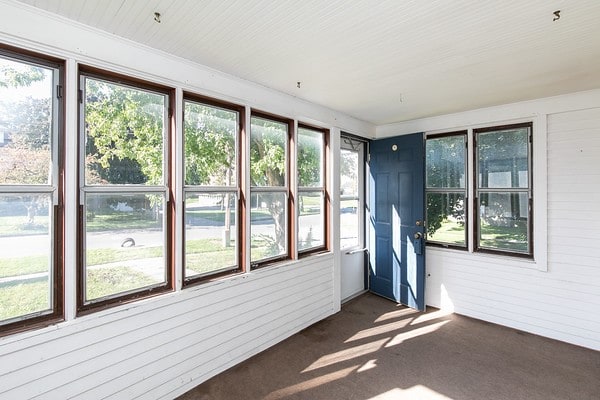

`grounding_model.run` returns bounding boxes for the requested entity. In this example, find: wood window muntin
[425,131,468,249]
[77,67,174,313]
[0,45,64,335]
[182,94,244,284]
[297,124,329,255]
[474,122,533,257]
